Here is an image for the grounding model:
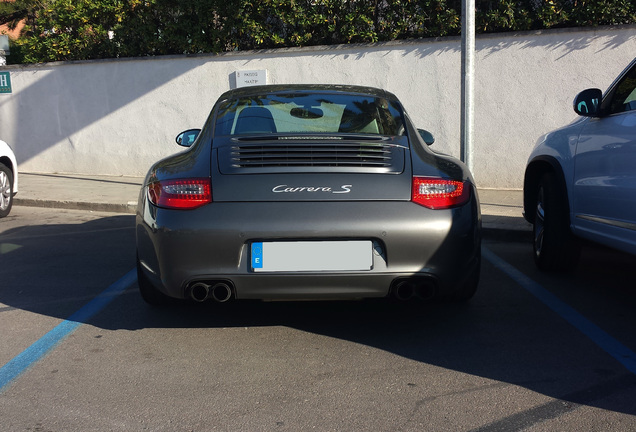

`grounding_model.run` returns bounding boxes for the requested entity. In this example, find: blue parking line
[483,247,636,375]
[0,269,137,393]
